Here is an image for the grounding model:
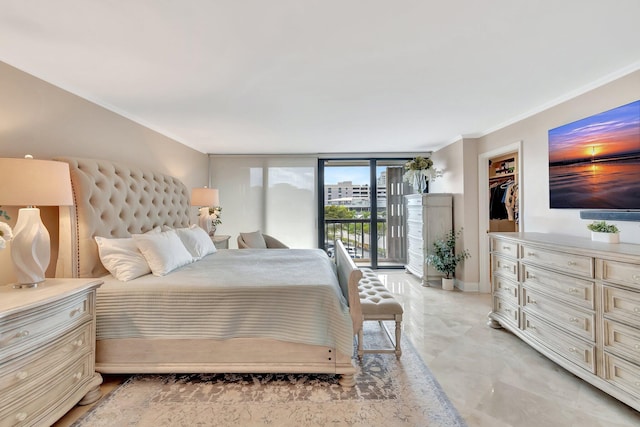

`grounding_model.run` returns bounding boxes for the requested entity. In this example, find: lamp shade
[191,187,219,207]
[0,158,73,206]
